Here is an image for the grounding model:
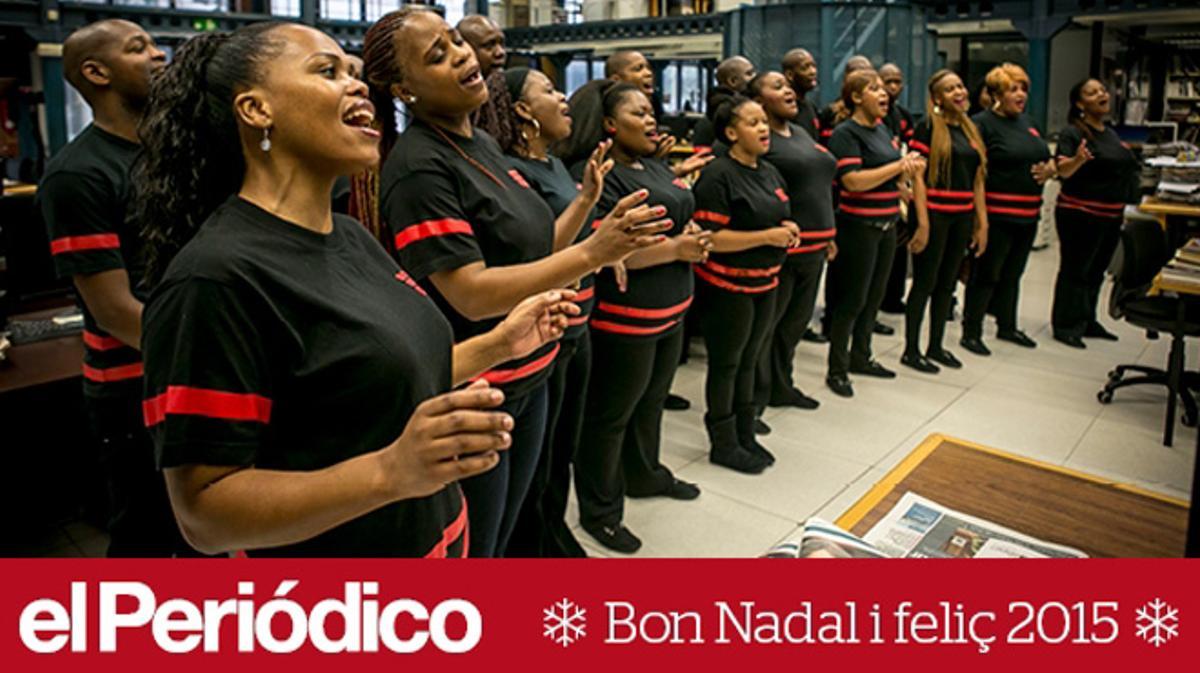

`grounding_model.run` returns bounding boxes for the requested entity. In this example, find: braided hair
[132,22,286,285]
